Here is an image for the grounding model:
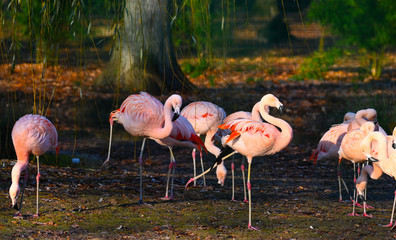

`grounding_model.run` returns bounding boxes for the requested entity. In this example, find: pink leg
[385,190,396,228]
[241,163,248,203]
[192,149,197,186]
[348,163,359,216]
[161,151,173,200]
[247,161,259,231]
[138,138,146,205]
[33,156,40,217]
[231,160,235,201]
[200,151,206,186]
